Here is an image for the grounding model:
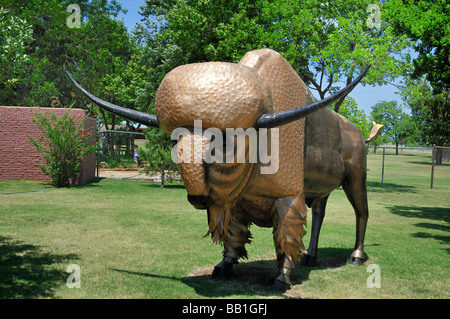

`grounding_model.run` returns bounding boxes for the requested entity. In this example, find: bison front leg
[211,254,238,281]
[271,254,295,292]
[211,214,252,281]
[271,196,308,292]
